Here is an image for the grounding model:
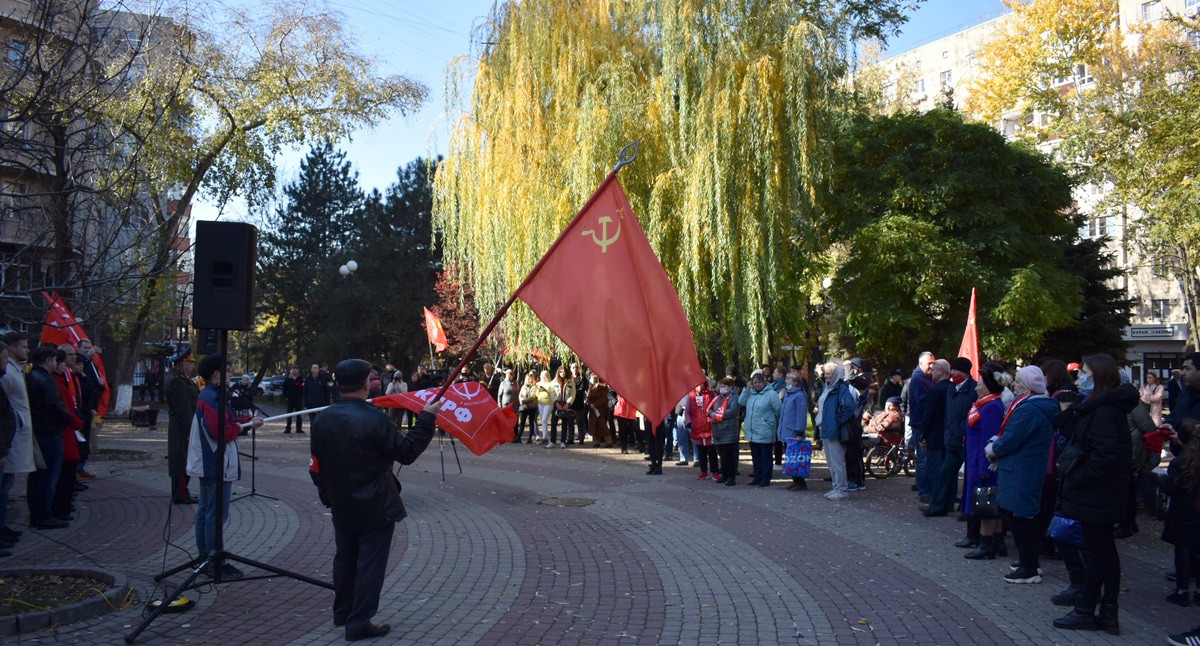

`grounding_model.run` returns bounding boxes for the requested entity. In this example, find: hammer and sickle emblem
[581,213,621,253]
